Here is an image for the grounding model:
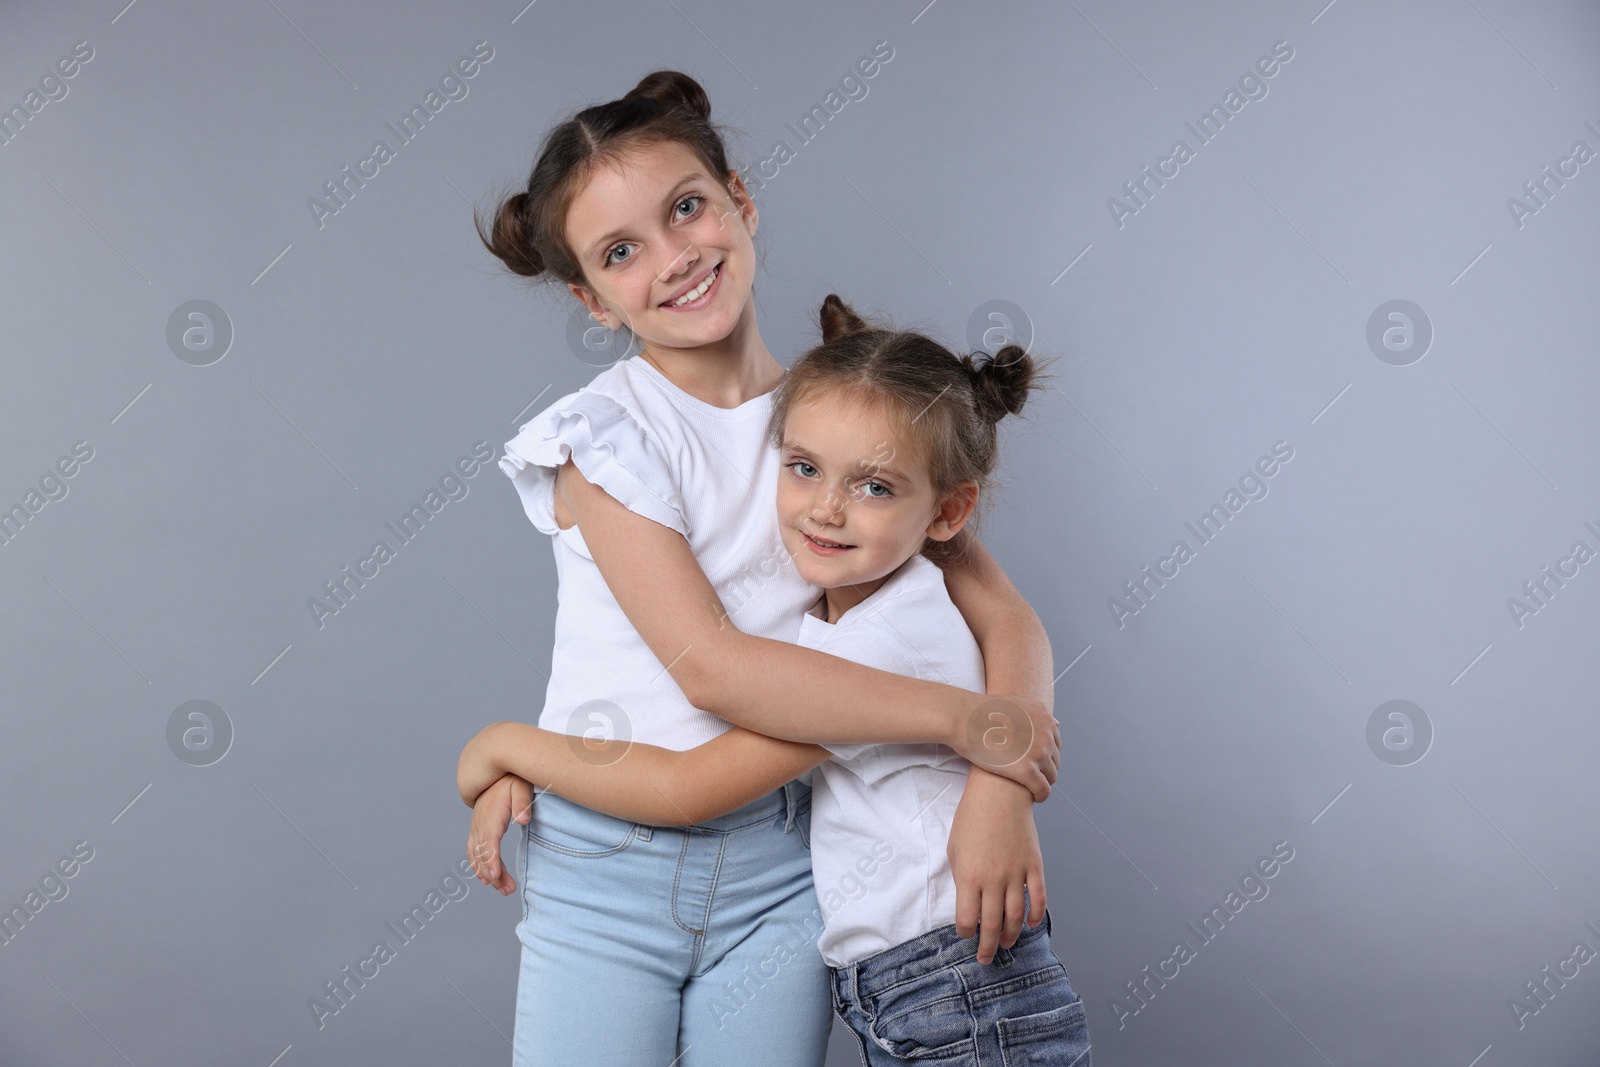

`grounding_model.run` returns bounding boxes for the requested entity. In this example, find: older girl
[467,71,1060,1066]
